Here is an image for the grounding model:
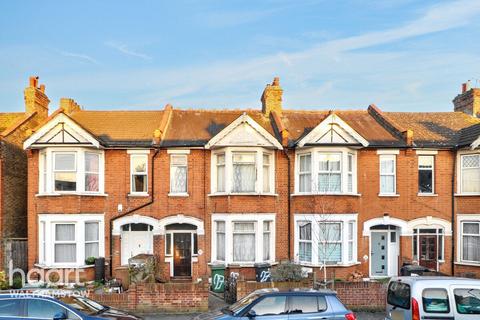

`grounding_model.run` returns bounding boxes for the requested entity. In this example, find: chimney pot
[39,84,45,93]
[272,77,280,86]
[29,76,39,88]
[24,76,49,119]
